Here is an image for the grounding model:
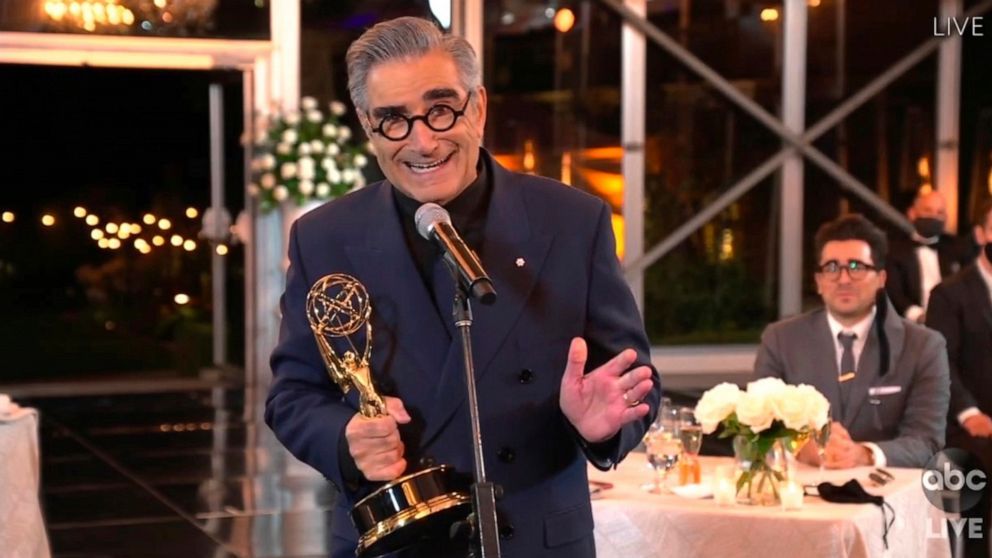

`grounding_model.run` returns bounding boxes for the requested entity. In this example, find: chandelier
[42,0,217,35]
